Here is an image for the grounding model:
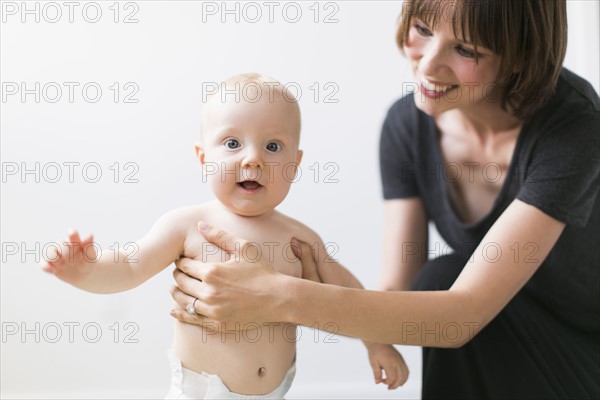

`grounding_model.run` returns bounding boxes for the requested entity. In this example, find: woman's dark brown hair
[396,0,567,120]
